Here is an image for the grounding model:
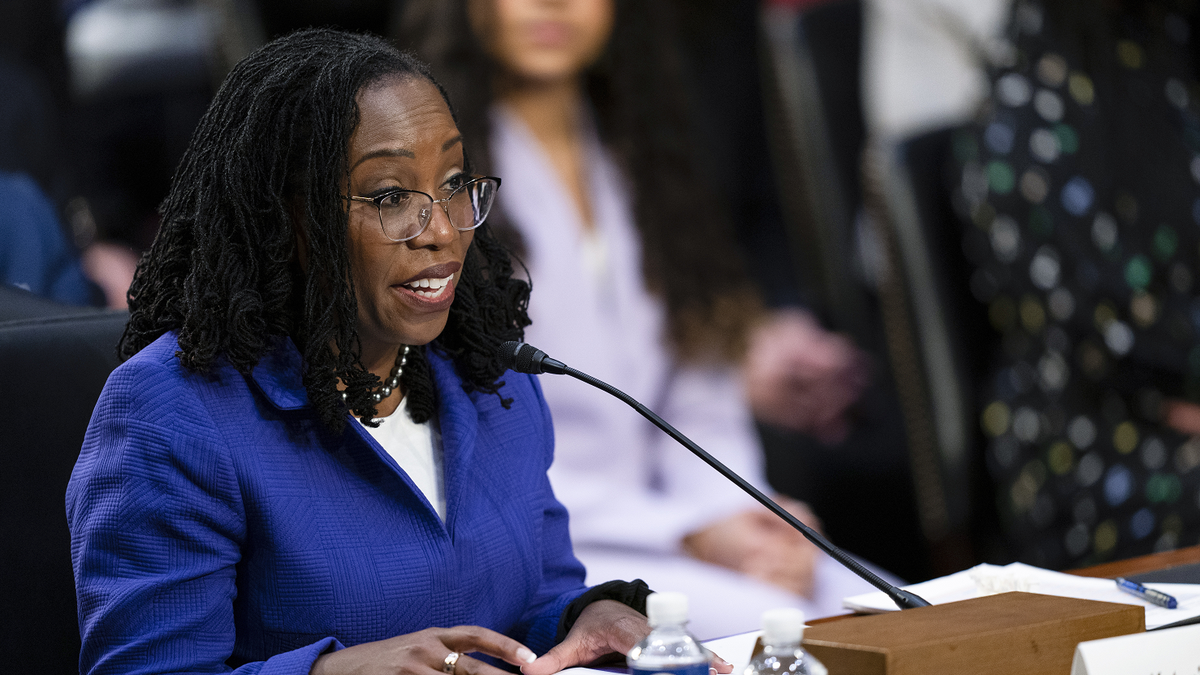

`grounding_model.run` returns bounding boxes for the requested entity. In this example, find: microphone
[497,340,931,611]
[496,340,568,375]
